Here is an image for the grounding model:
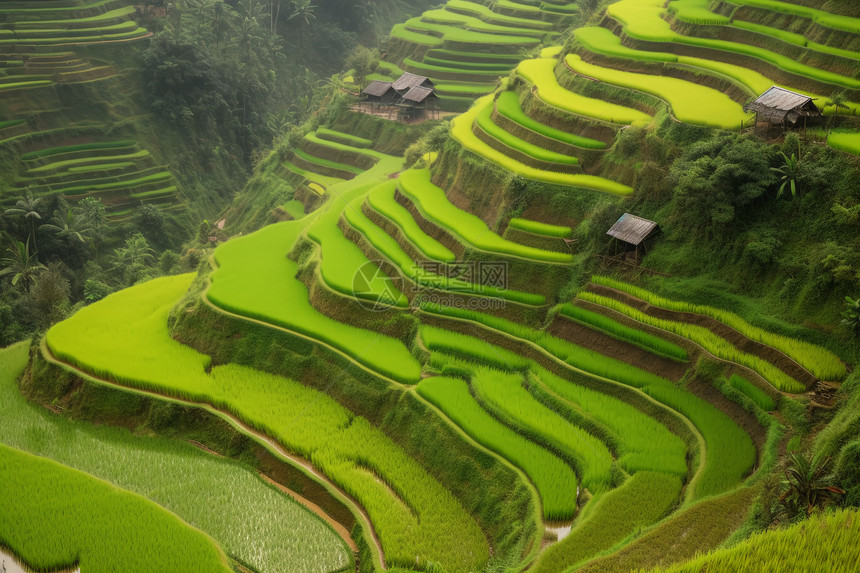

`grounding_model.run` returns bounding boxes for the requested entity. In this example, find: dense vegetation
[2,0,860,571]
